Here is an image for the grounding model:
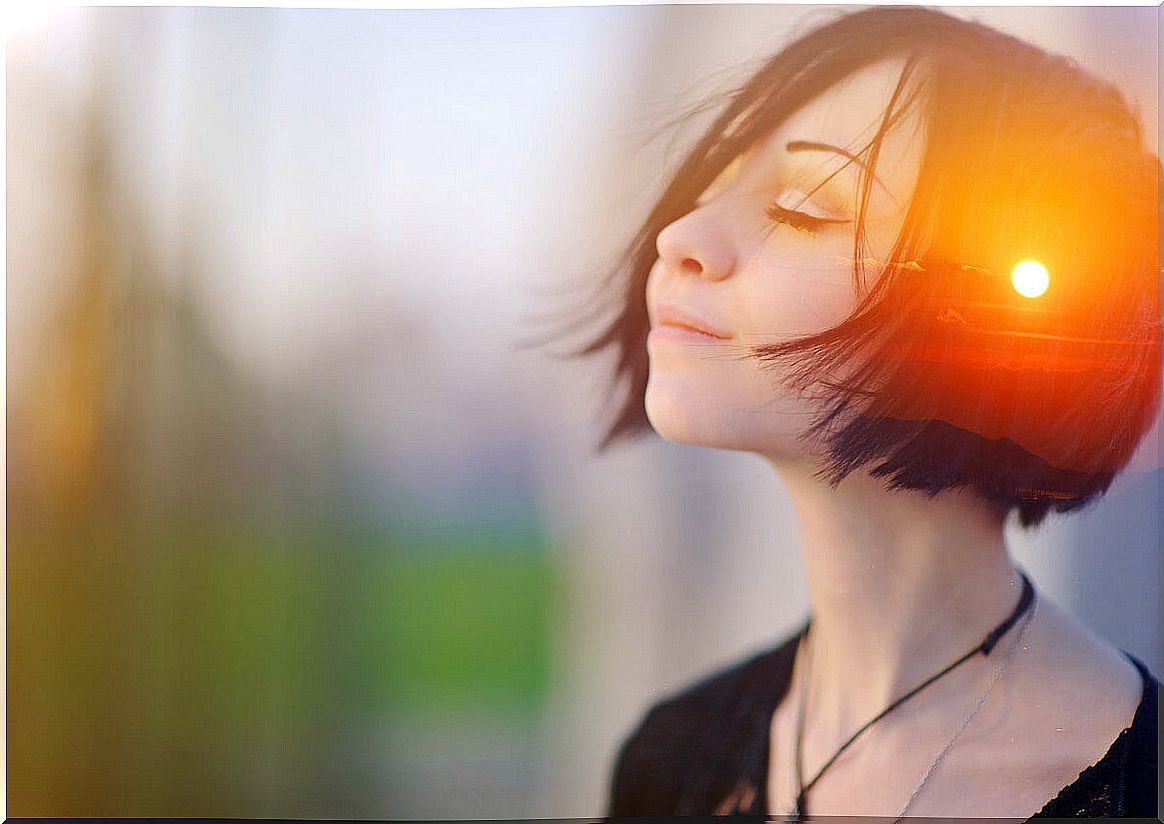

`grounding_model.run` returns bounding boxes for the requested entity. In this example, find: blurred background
[6,3,1160,818]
